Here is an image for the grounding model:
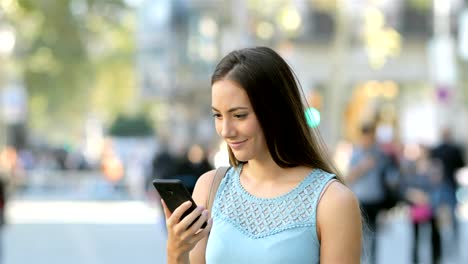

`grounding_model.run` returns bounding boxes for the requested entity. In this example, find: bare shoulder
[192,169,217,207]
[317,181,361,227]
[317,181,362,263]
[319,181,359,212]
[195,169,218,190]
